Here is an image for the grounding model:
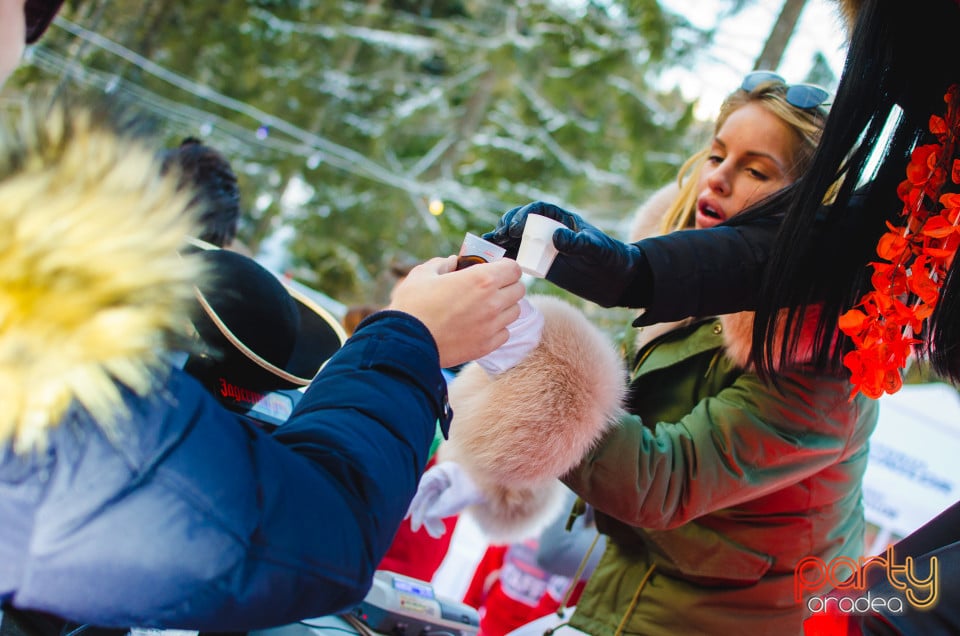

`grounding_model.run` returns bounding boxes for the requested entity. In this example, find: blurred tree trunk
[420,66,497,181]
[753,0,807,71]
